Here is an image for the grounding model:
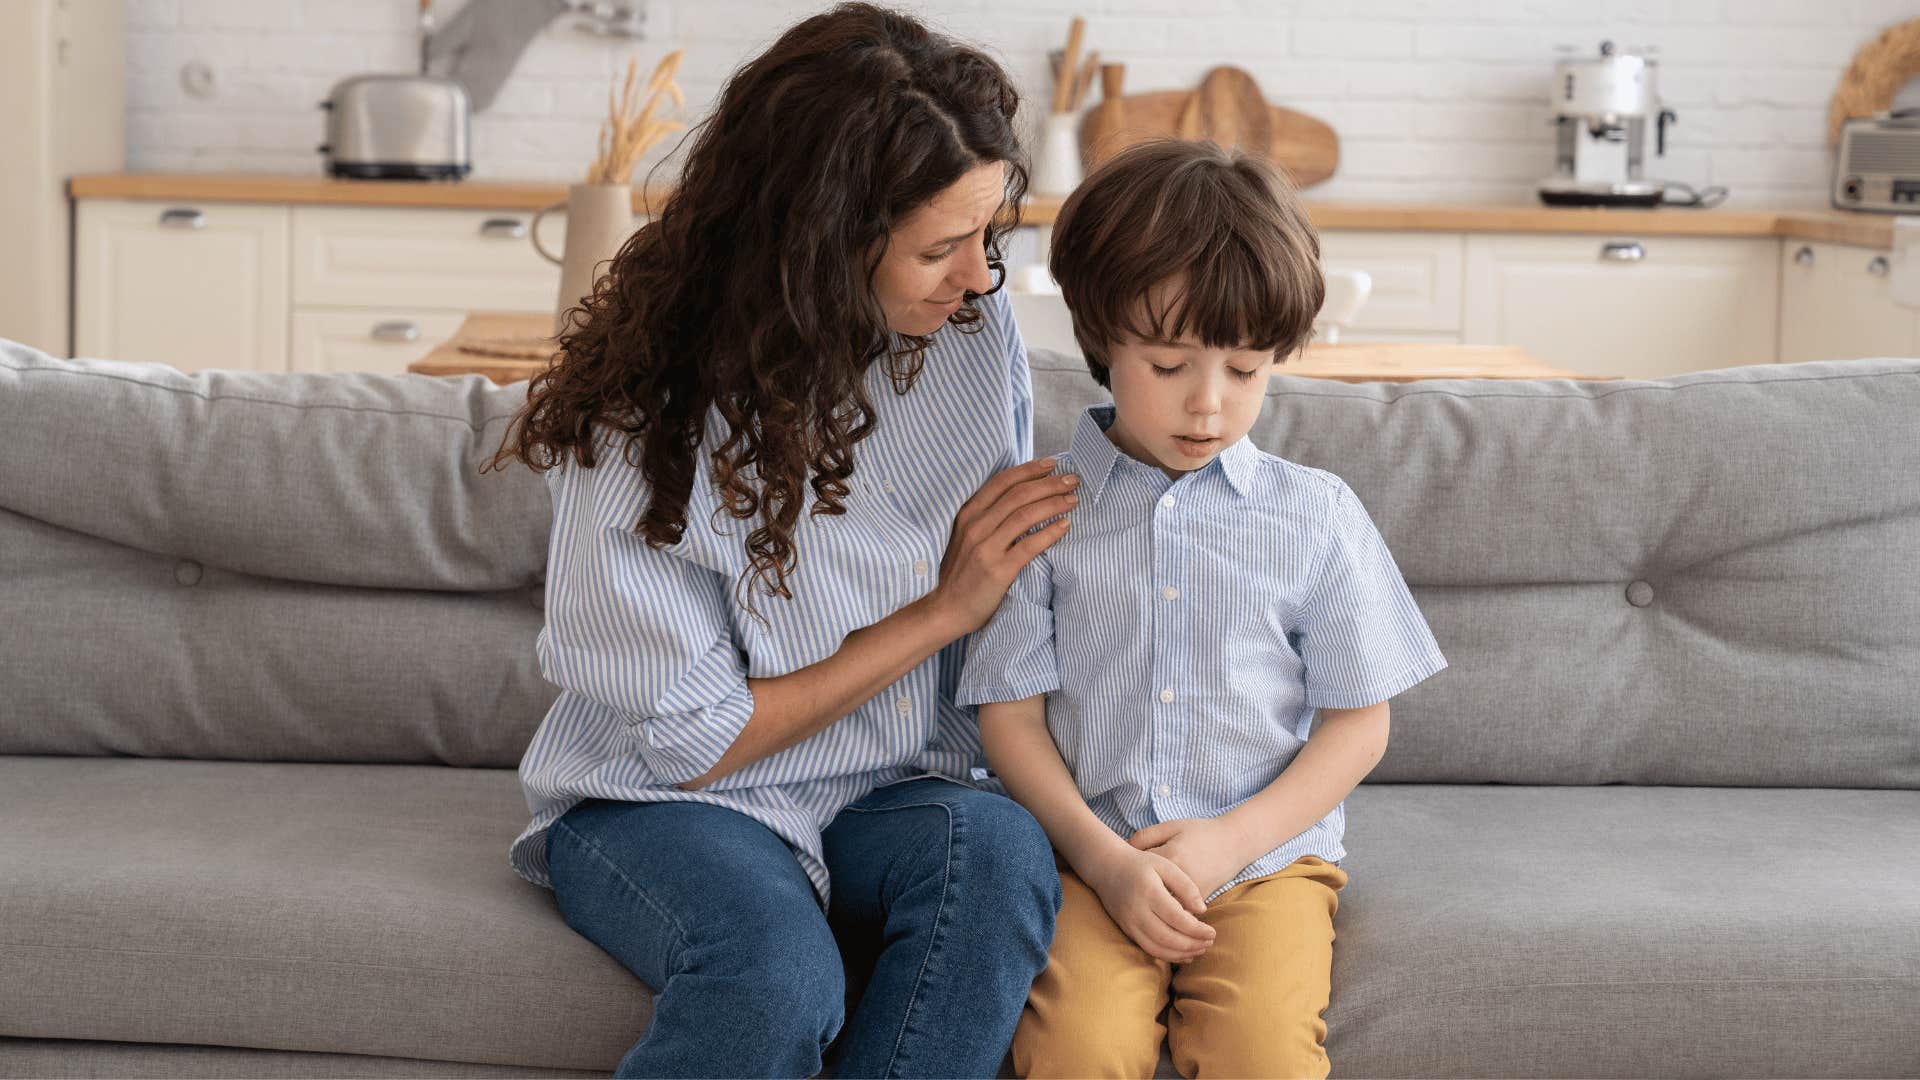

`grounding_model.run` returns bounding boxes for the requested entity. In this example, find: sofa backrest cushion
[1028,347,1920,789]
[0,342,554,766]
[8,337,1919,787]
